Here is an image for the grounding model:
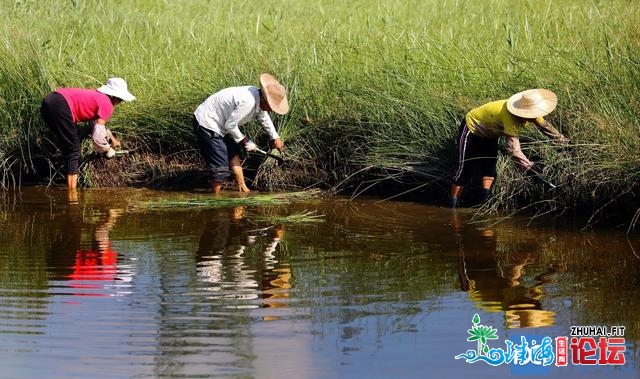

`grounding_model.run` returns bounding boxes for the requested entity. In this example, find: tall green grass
[1,0,638,220]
